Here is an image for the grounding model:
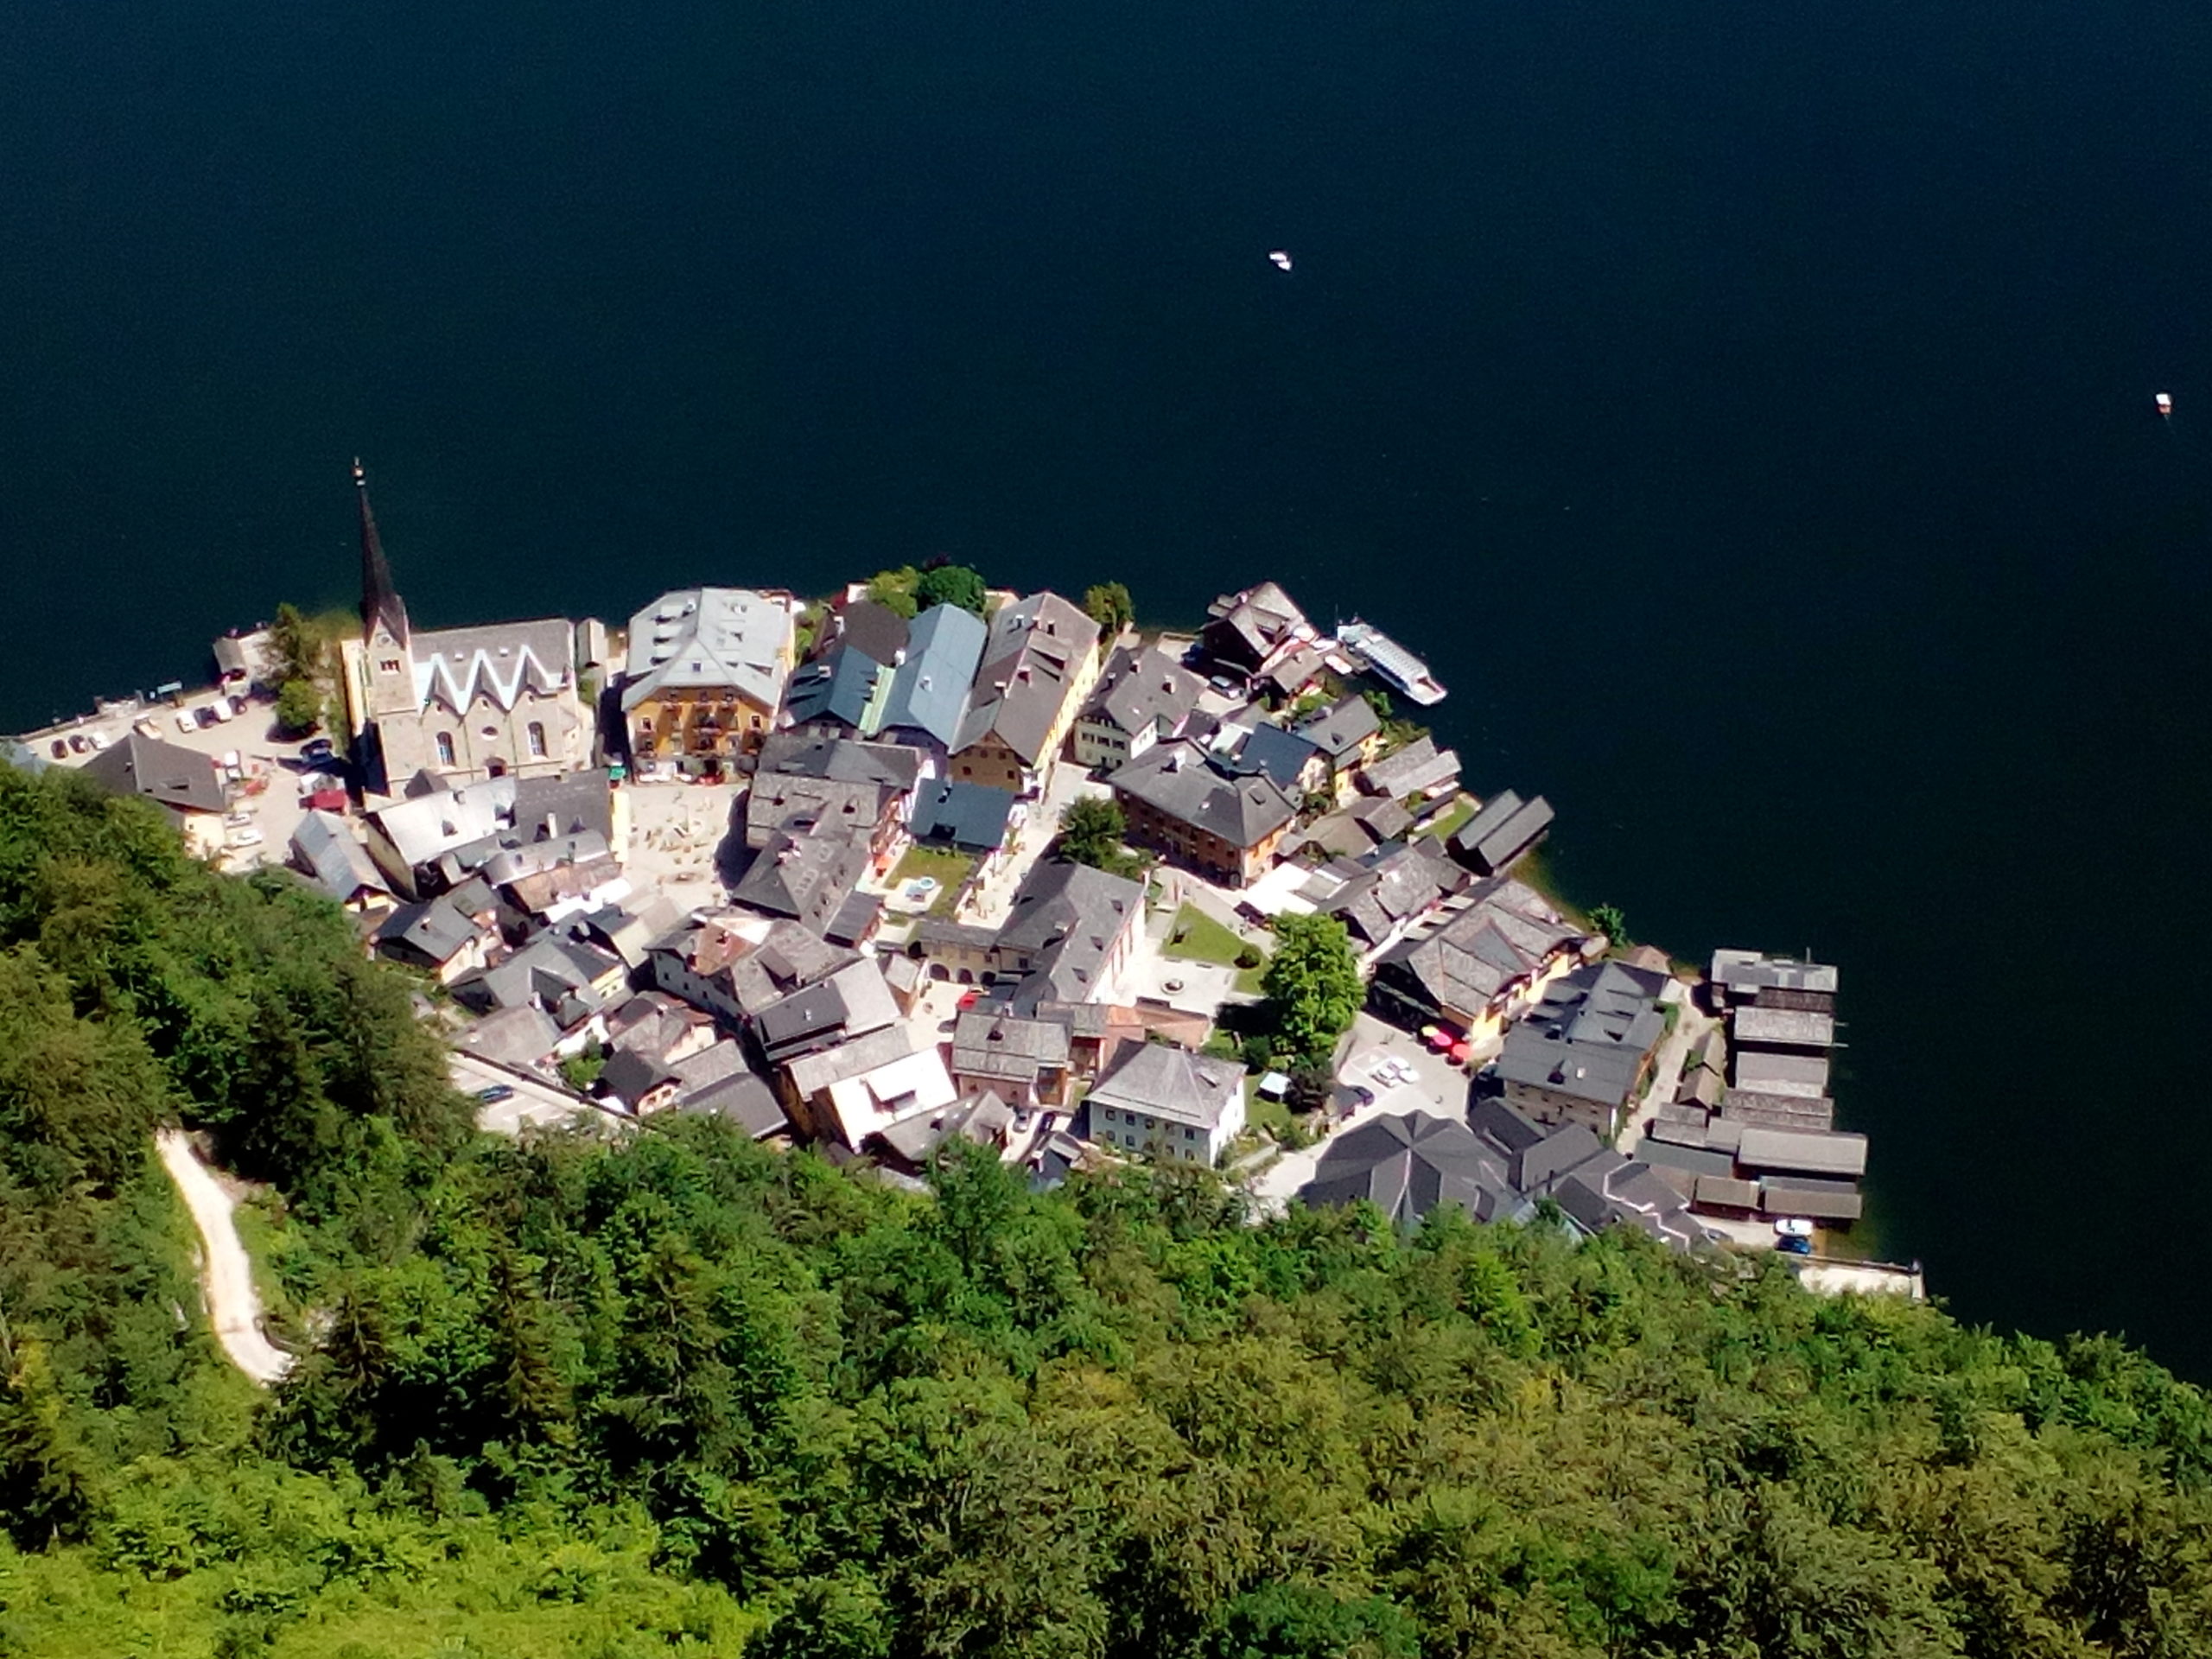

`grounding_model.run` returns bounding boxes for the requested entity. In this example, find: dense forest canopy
[3,762,2211,1658]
